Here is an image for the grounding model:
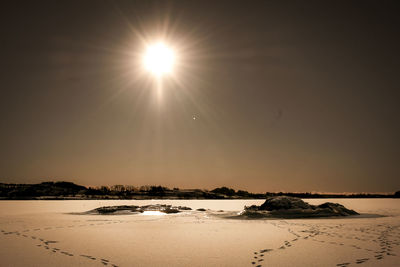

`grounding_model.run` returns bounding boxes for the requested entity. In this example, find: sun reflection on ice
[141,211,166,216]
